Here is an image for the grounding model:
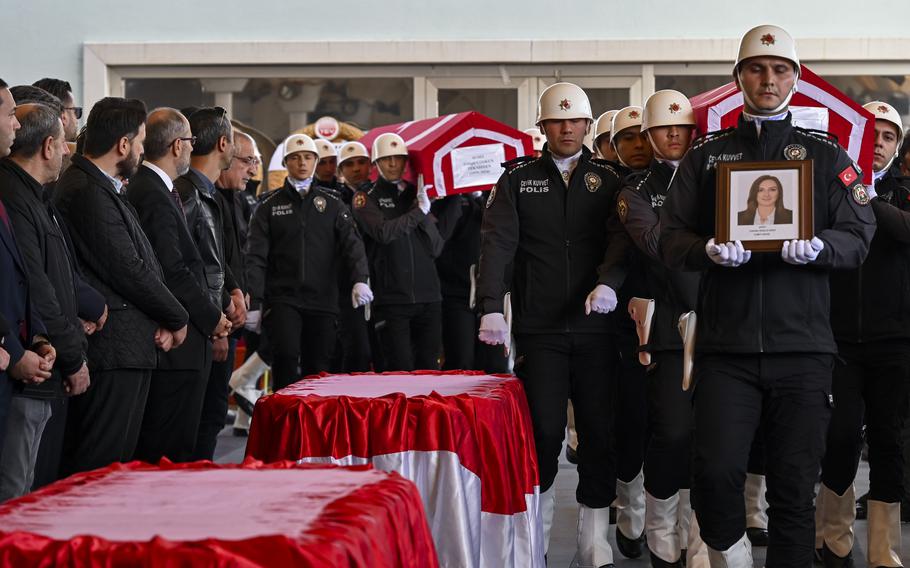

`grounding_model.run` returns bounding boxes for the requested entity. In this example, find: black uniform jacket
[659,114,876,354]
[175,169,237,310]
[245,179,369,314]
[0,160,91,397]
[477,146,628,334]
[431,192,484,303]
[830,168,910,343]
[352,178,444,307]
[617,160,699,352]
[54,154,188,371]
[127,165,222,371]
